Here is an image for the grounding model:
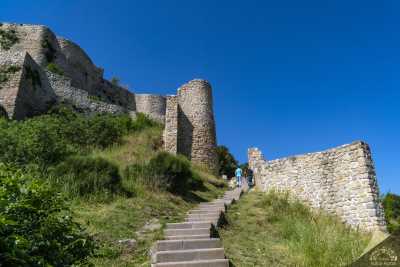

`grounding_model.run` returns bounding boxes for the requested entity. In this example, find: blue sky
[1,0,399,193]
